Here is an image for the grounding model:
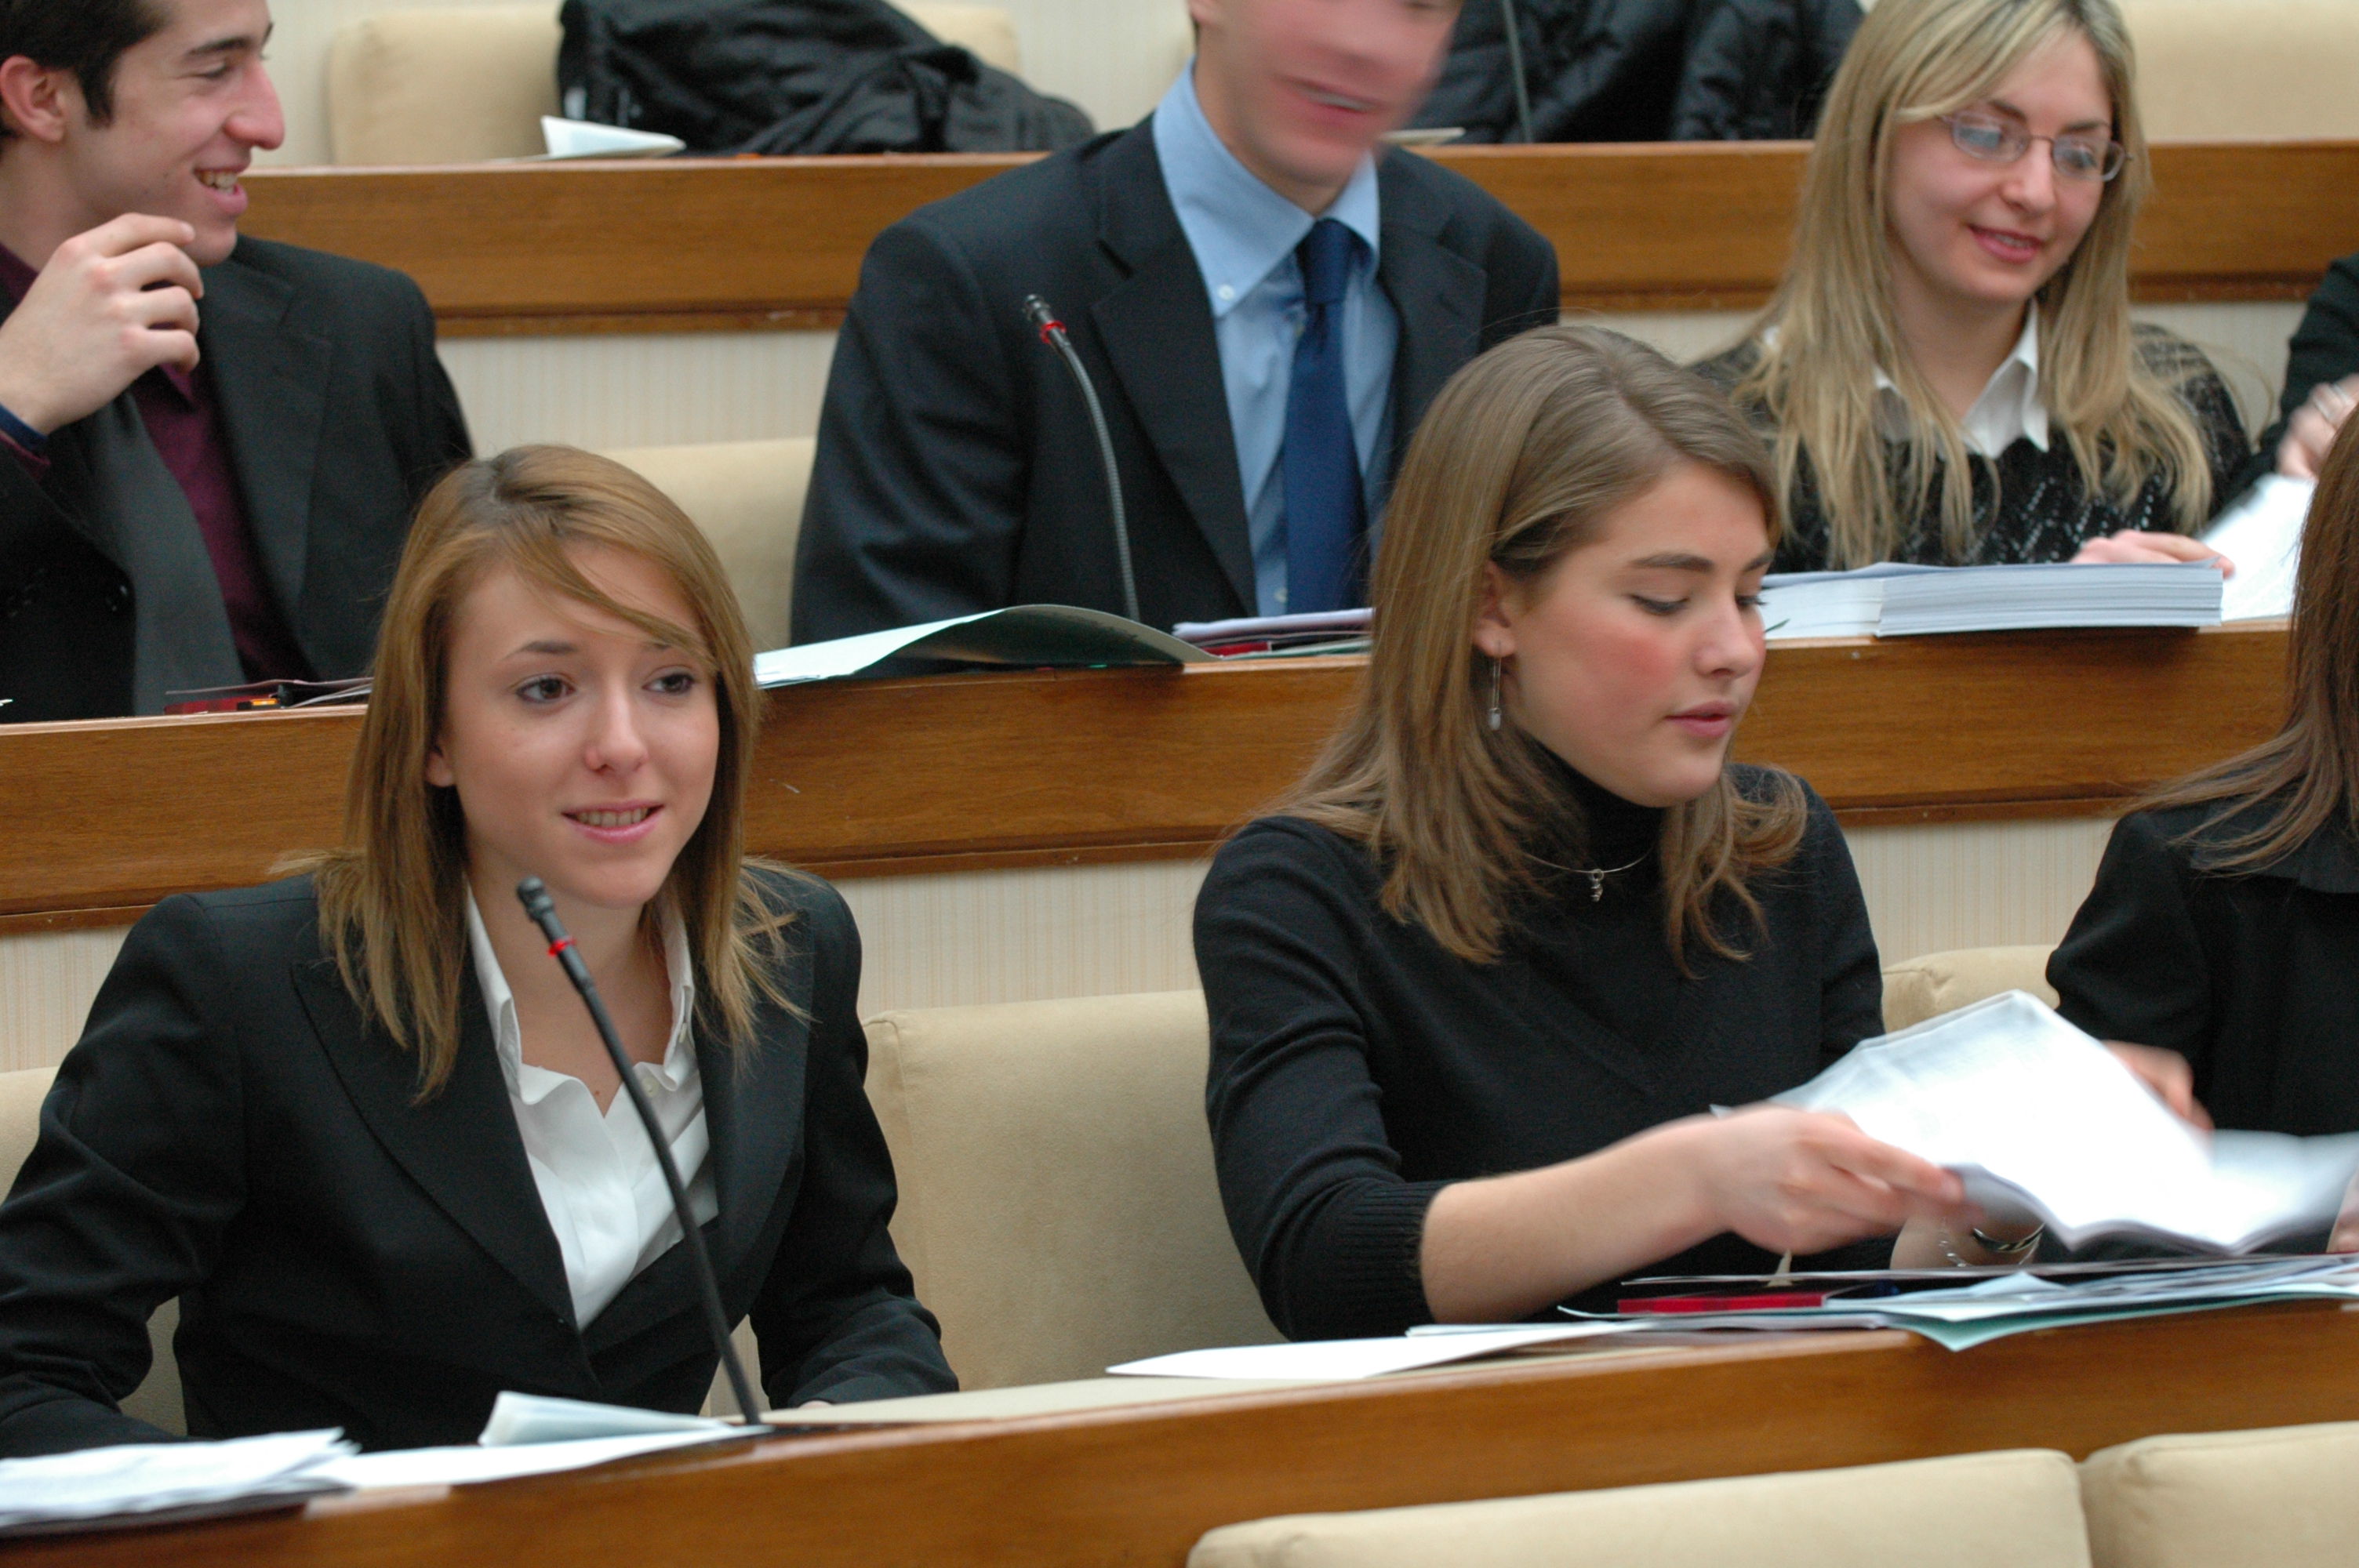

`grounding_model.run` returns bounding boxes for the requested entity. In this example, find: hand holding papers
[1776,992,2359,1253]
